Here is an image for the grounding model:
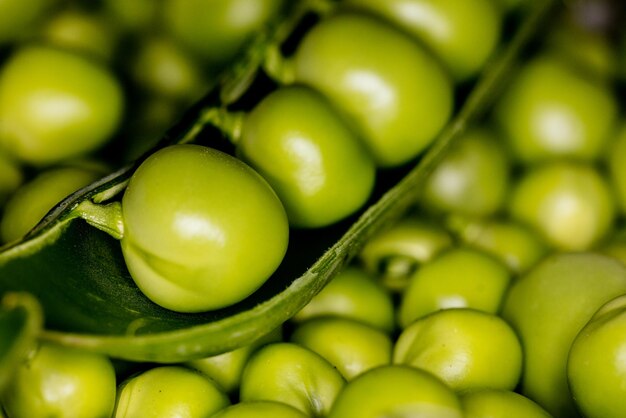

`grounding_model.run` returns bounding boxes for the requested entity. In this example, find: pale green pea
[461,389,553,418]
[209,401,308,418]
